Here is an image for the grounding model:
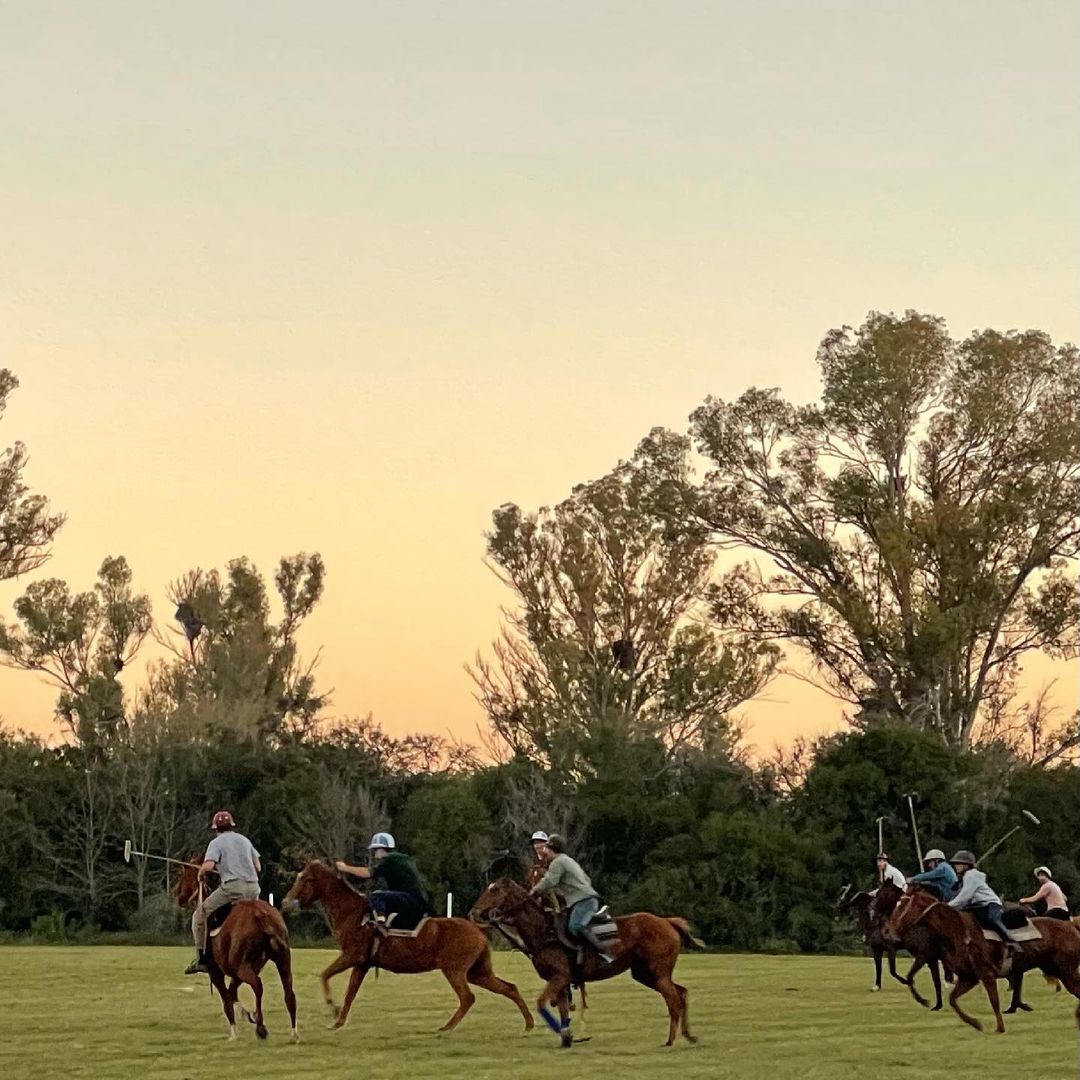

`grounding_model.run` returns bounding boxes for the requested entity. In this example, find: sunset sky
[1,2,1076,751]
